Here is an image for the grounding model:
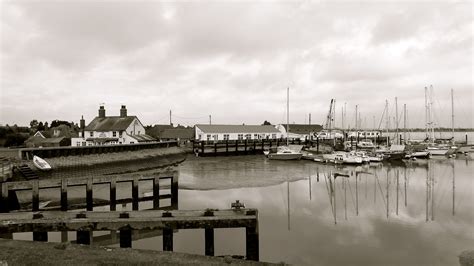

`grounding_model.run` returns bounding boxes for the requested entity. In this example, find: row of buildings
[25,105,363,148]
